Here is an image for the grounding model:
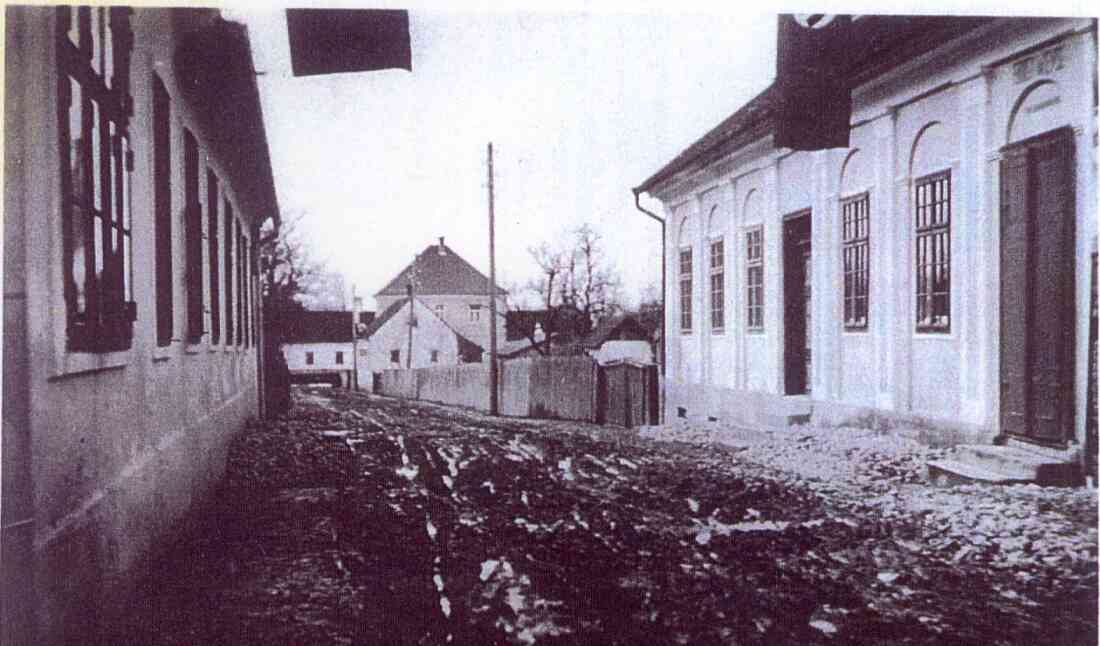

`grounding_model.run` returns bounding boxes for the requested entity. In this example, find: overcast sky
[229,6,778,310]
[229,1,1092,312]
